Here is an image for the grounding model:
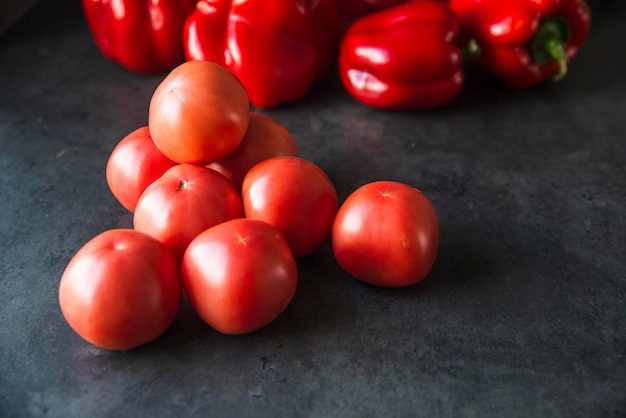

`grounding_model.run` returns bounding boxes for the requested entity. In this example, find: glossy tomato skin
[106,126,177,212]
[148,61,250,165]
[242,156,338,257]
[59,229,182,350]
[332,181,439,288]
[181,218,298,334]
[208,112,299,191]
[134,164,243,259]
